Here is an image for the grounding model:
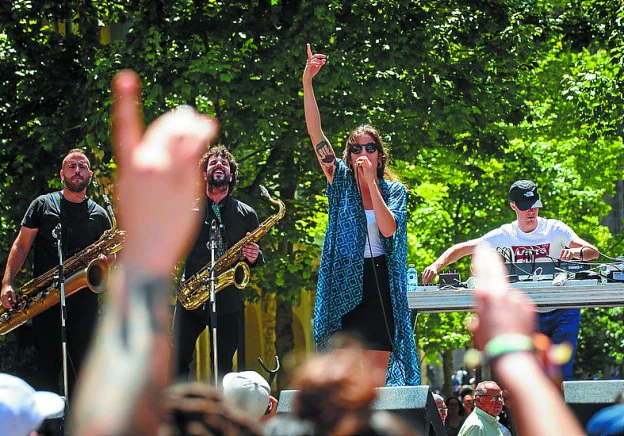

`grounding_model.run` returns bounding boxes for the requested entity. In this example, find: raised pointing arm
[302,43,337,184]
